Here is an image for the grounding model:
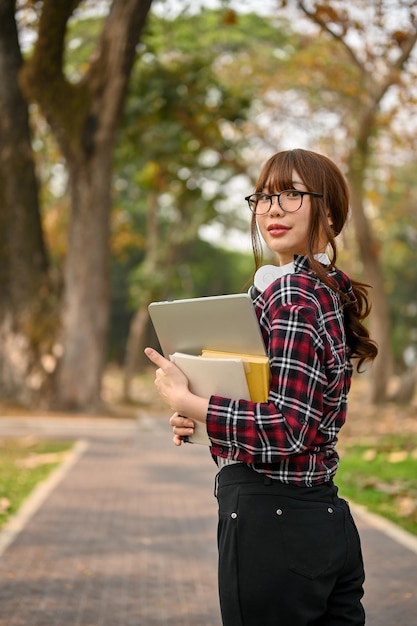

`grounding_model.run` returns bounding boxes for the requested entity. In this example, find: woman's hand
[144,347,210,428]
[170,411,195,446]
[144,347,189,411]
